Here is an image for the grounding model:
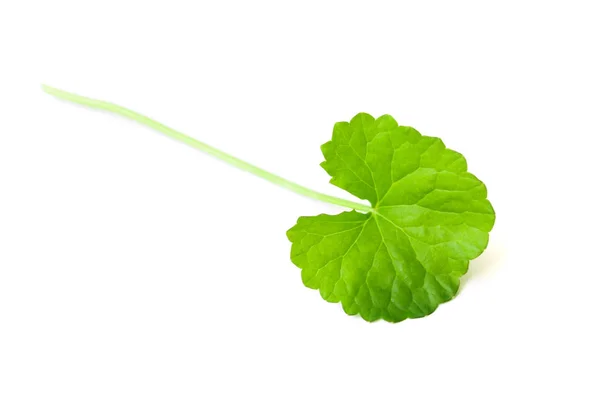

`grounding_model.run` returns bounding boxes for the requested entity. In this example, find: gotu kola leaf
[287,113,495,322]
[42,85,495,323]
